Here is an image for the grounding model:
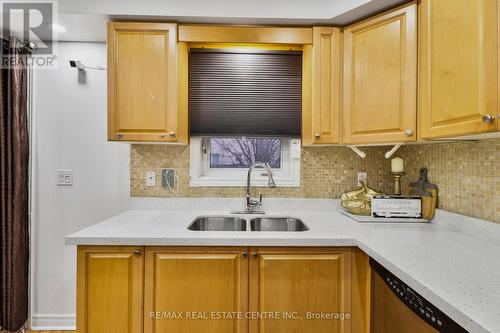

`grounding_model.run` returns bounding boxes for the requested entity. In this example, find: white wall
[31,42,130,329]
